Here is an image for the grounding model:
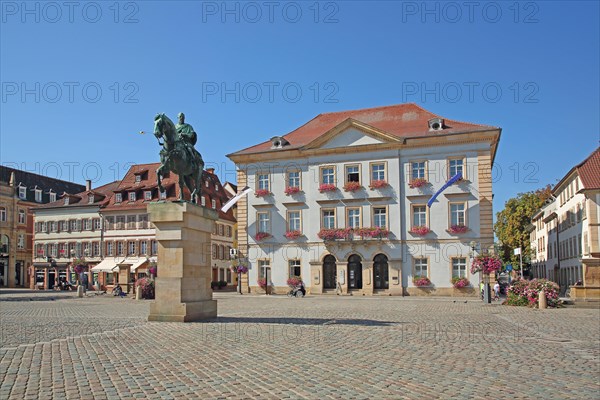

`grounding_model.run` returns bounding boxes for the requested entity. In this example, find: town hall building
[227,103,501,295]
